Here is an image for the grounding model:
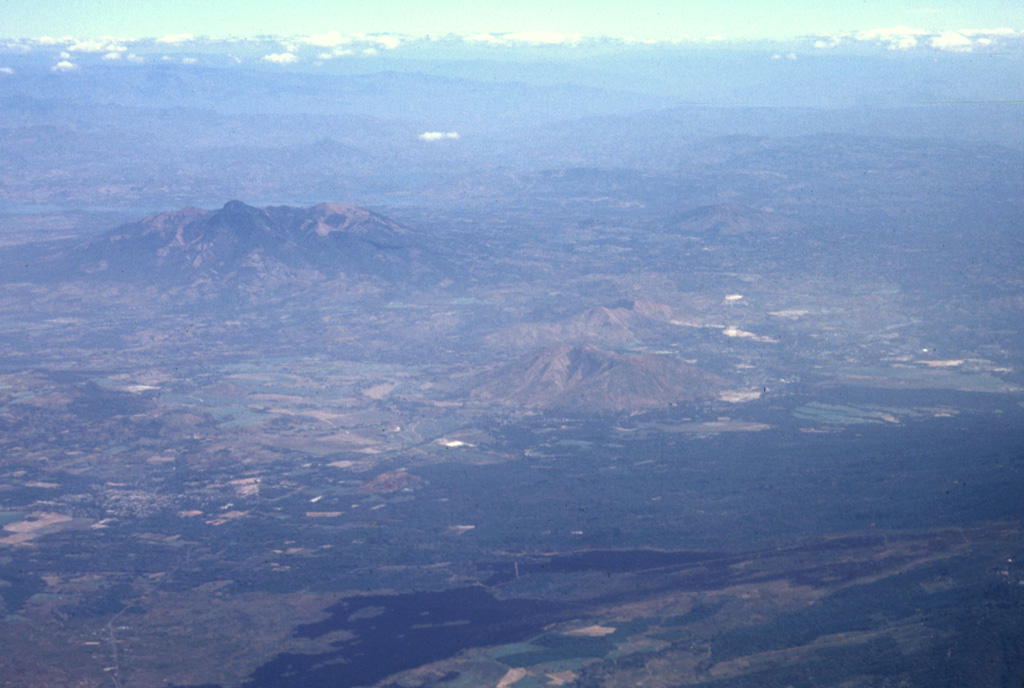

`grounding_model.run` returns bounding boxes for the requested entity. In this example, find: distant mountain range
[32,201,429,285]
